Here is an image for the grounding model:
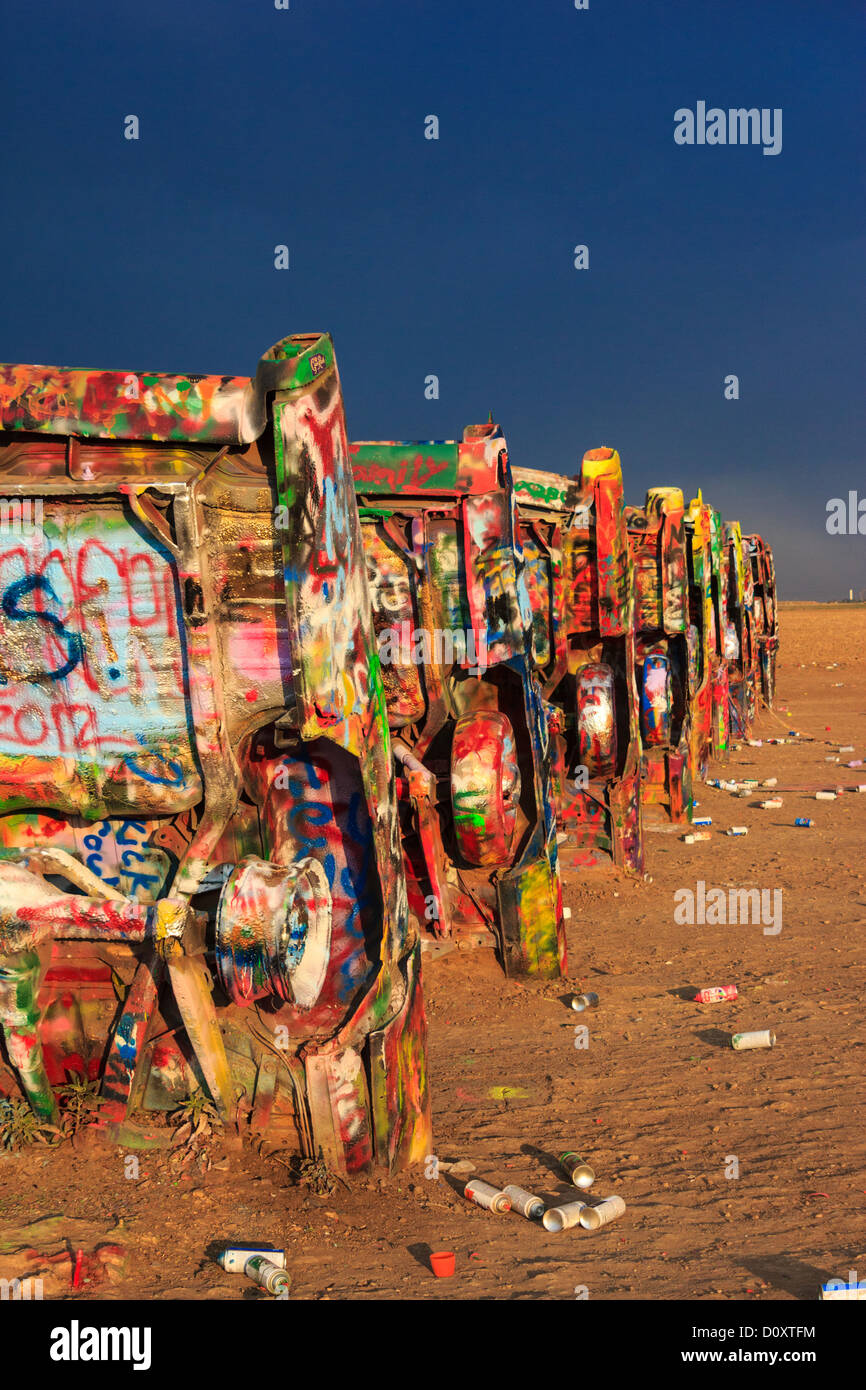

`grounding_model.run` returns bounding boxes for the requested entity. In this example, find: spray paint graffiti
[625,486,692,823]
[351,422,566,979]
[513,449,644,874]
[722,520,759,738]
[745,533,778,708]
[0,333,431,1173]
